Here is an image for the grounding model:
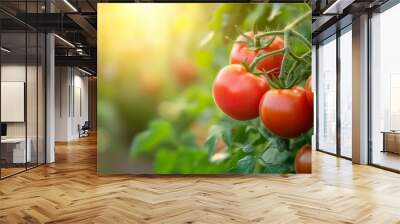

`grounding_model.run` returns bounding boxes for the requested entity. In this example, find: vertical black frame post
[367,10,373,166]
[25,0,28,171]
[36,0,39,168]
[0,18,2,179]
[315,44,320,150]
[44,0,48,164]
[336,22,341,157]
